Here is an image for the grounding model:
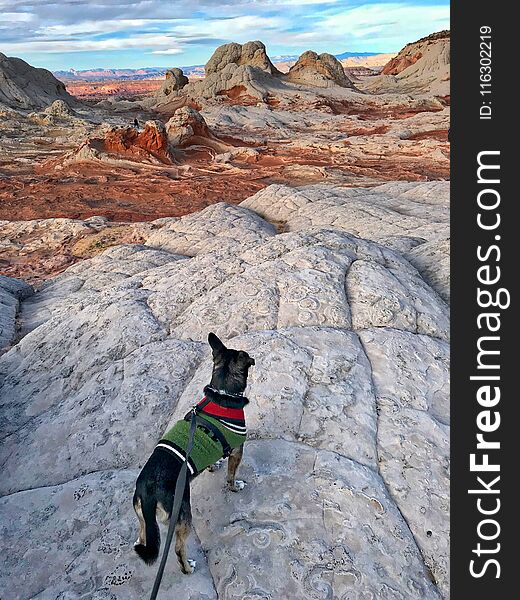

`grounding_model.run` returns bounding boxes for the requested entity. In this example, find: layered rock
[165,106,217,147]
[0,216,159,285]
[104,120,173,164]
[164,106,256,159]
[0,181,449,598]
[0,52,77,110]
[152,41,359,106]
[286,51,356,89]
[382,31,450,75]
[155,67,189,102]
[205,41,282,76]
[364,30,450,95]
[46,119,174,169]
[176,63,283,104]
